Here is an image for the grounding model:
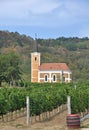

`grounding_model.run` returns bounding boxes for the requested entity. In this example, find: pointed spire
[34,33,38,52]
